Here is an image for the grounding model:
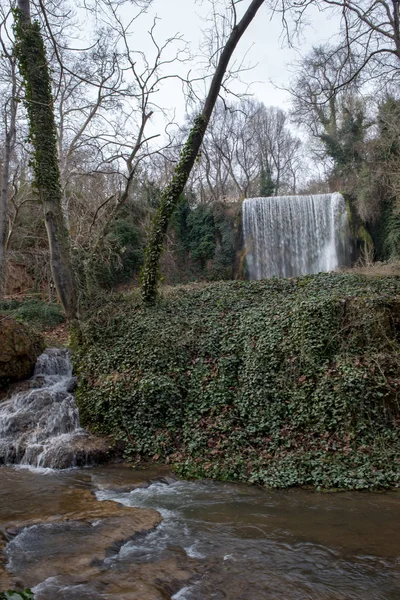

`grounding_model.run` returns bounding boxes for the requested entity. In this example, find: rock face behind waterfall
[243,193,351,279]
[0,348,114,469]
[0,316,44,389]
